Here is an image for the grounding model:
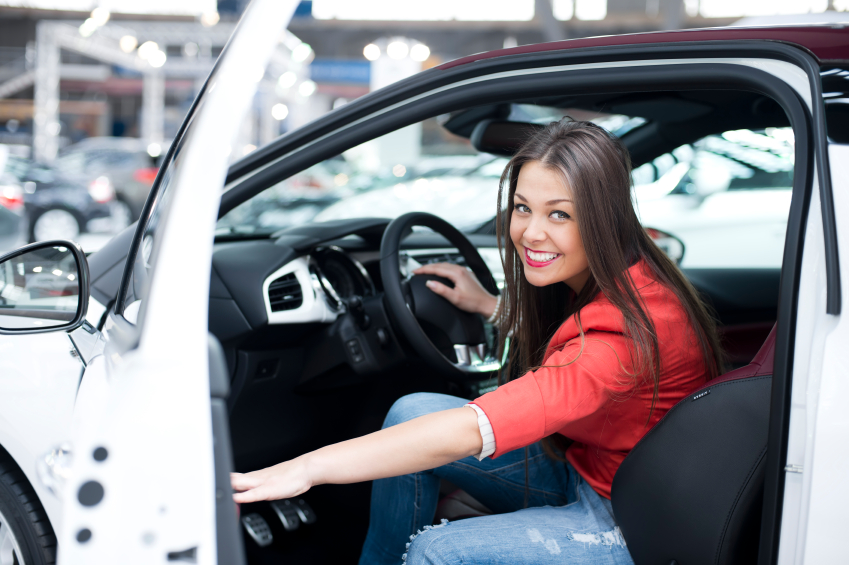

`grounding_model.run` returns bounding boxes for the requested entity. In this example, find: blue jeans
[358,393,635,565]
